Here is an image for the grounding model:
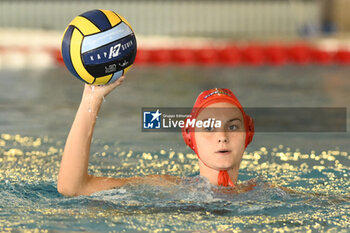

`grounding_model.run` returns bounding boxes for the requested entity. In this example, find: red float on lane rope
[172,49,196,65]
[264,45,287,66]
[334,50,350,65]
[287,44,311,65]
[218,46,241,66]
[241,45,265,66]
[195,48,218,66]
[149,49,172,66]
